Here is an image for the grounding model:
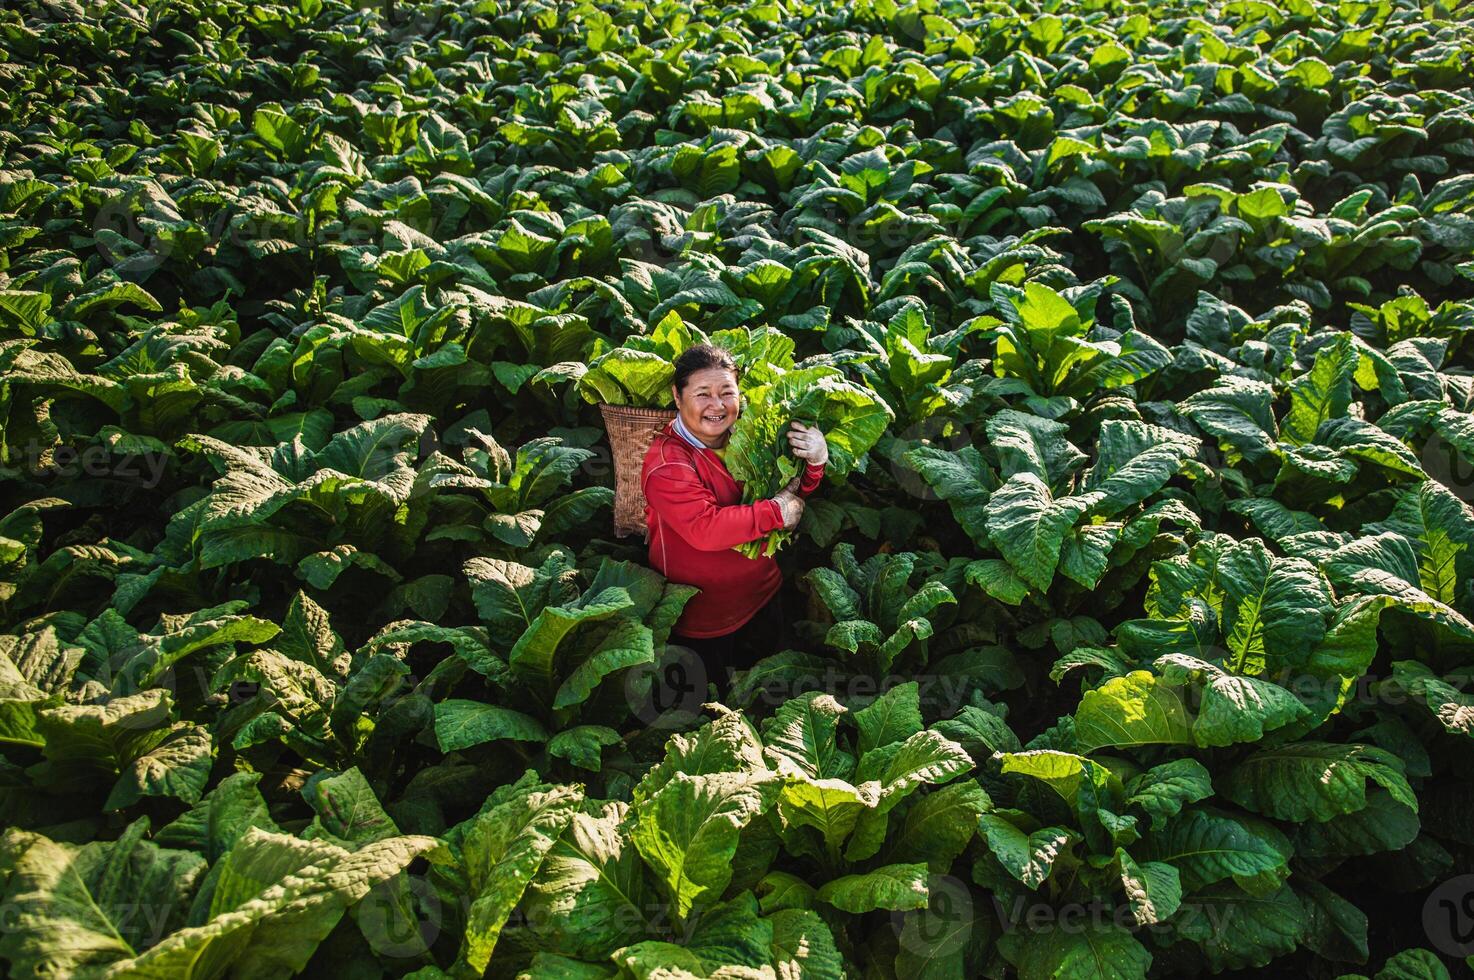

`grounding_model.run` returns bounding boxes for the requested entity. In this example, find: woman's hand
[787,421,829,466]
[772,488,805,529]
